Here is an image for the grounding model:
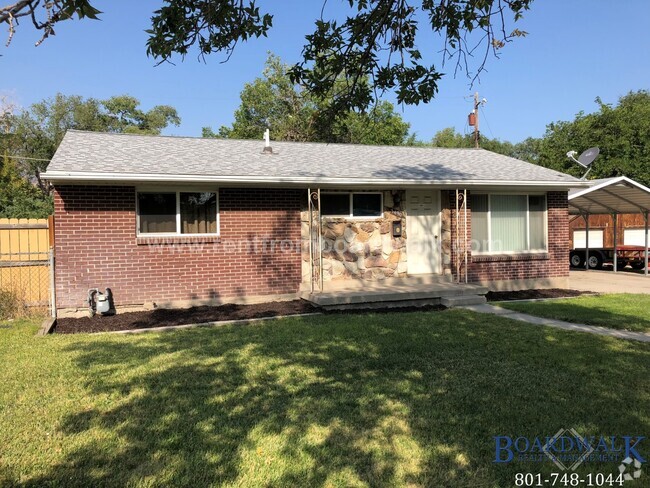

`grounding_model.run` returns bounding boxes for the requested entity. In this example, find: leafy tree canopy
[420,126,519,159]
[2,93,180,206]
[206,53,410,145]
[2,1,532,114]
[0,151,53,218]
[421,91,650,187]
[532,90,650,186]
